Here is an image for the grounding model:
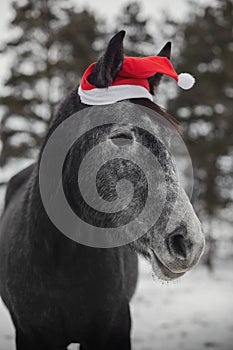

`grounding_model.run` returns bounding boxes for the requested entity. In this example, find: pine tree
[115,1,155,56]
[0,0,101,166]
[167,0,233,267]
